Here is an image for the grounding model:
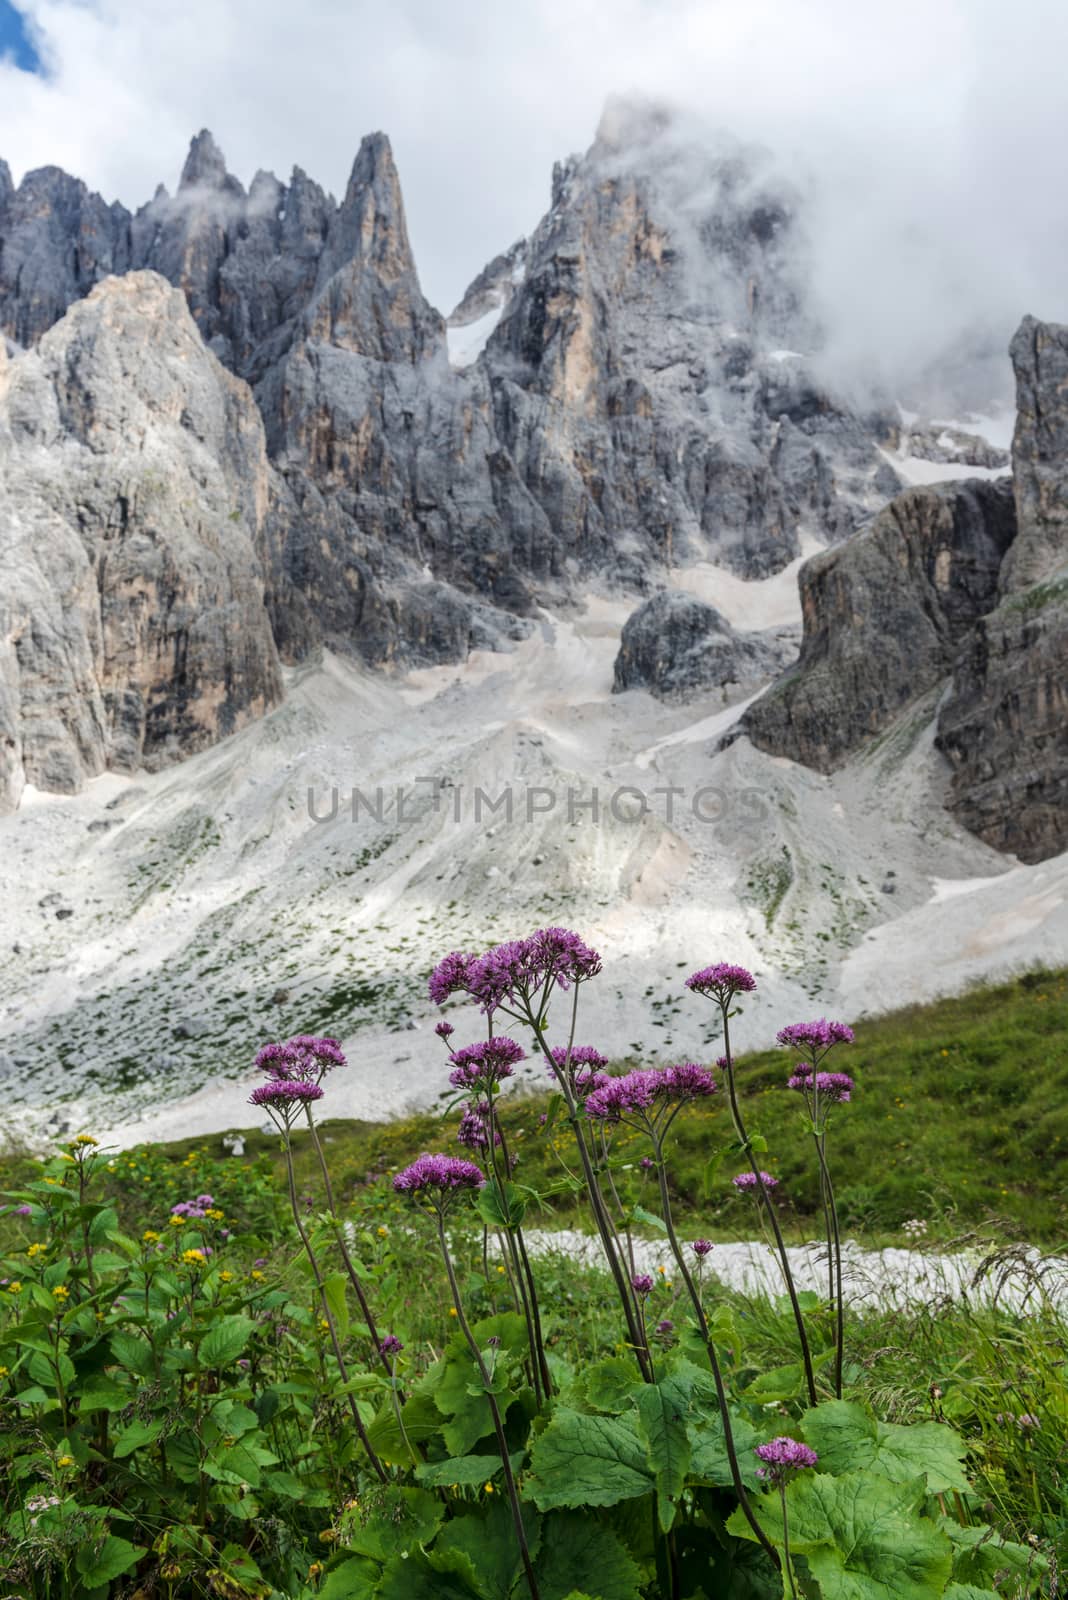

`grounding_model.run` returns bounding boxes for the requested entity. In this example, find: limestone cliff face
[934,319,1068,863]
[613,589,795,700]
[741,480,1016,769]
[0,273,282,811]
